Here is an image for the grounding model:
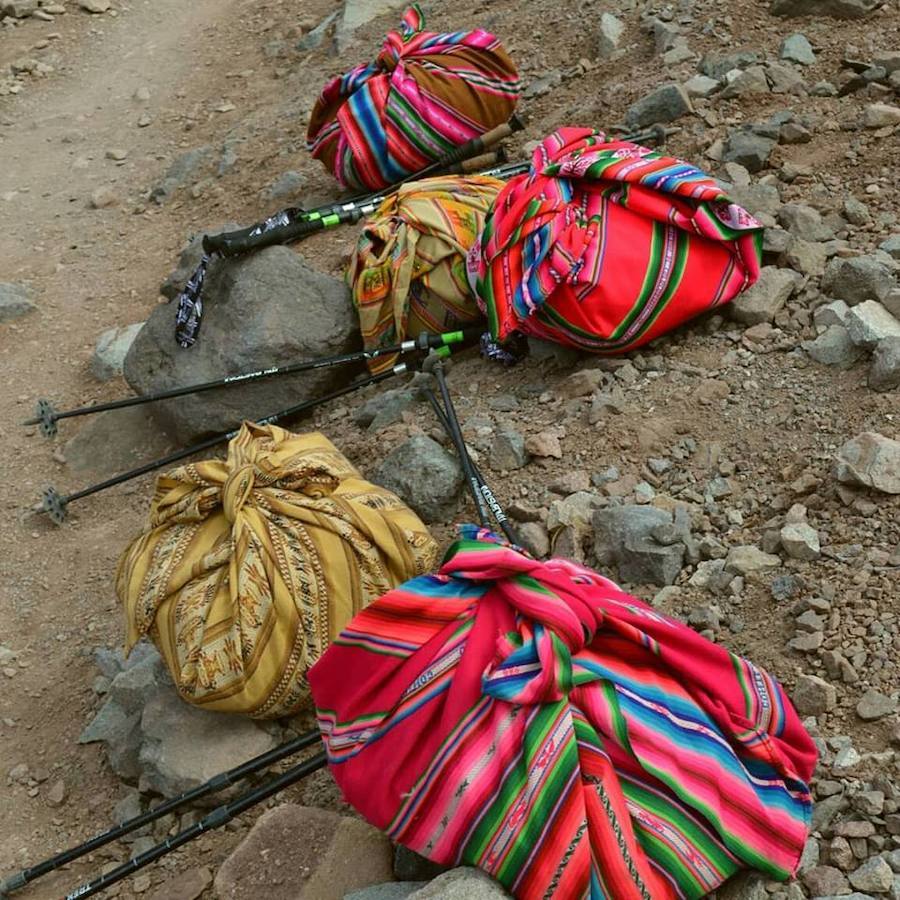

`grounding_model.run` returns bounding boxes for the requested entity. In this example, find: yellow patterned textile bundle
[348,174,503,373]
[116,423,438,718]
